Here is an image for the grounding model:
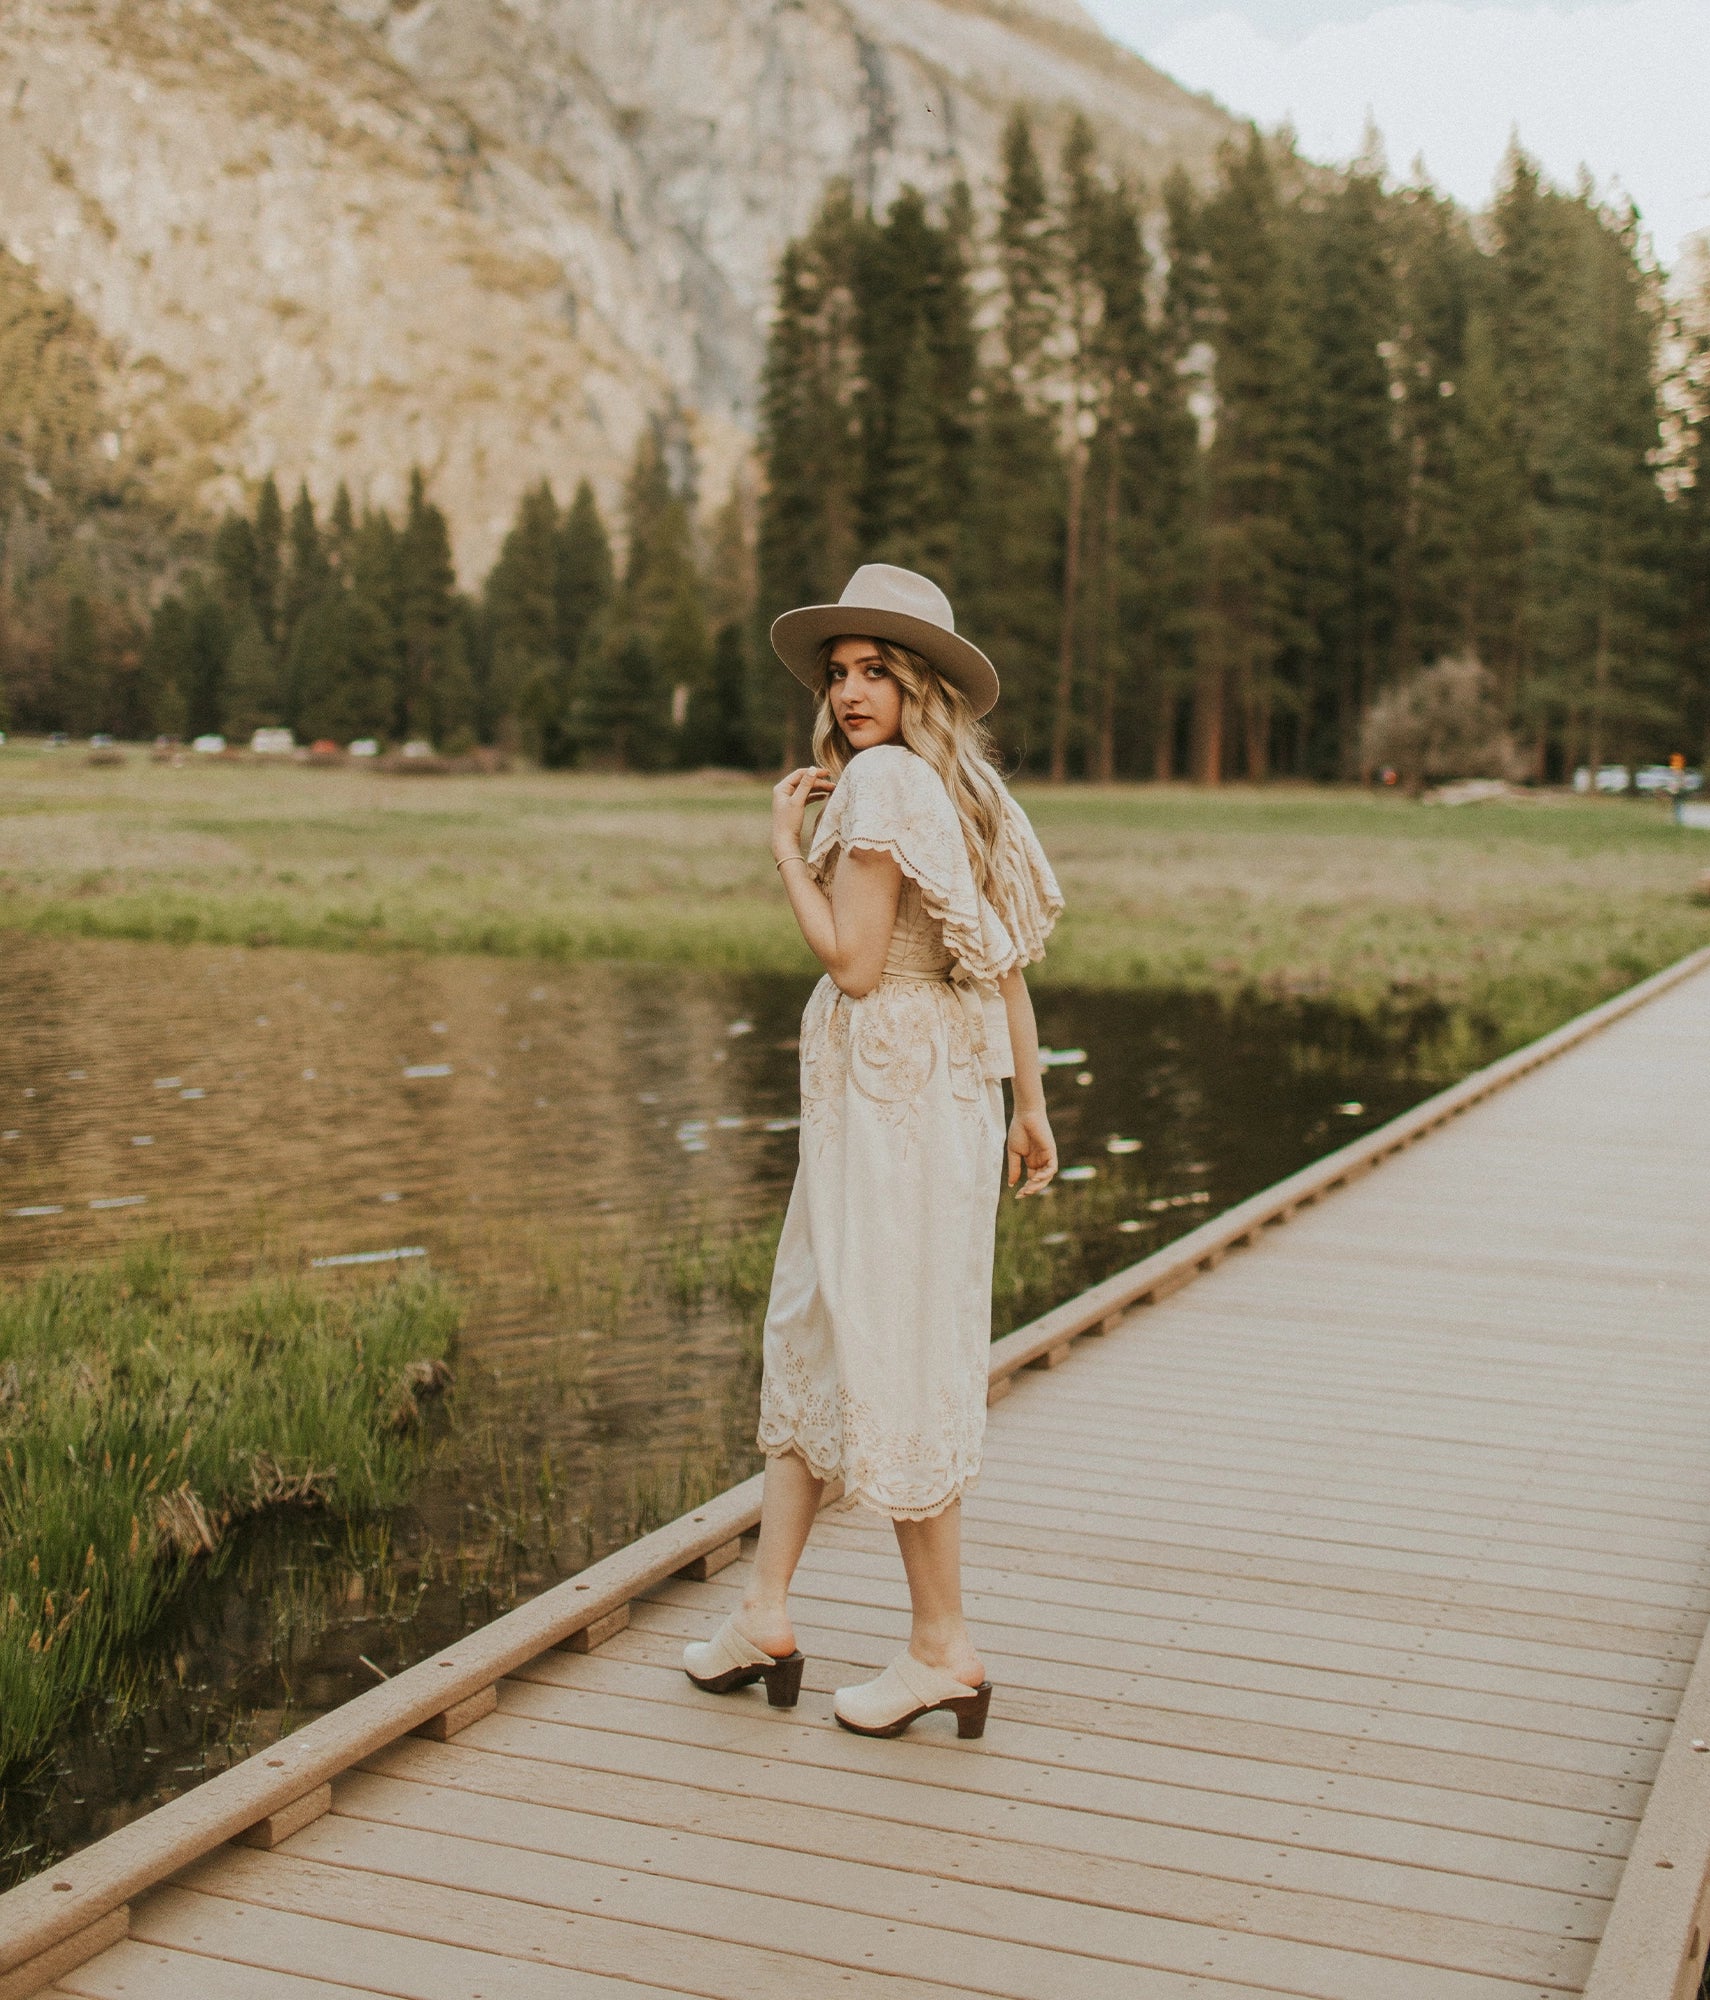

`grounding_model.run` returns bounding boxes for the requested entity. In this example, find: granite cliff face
[0,0,1231,573]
